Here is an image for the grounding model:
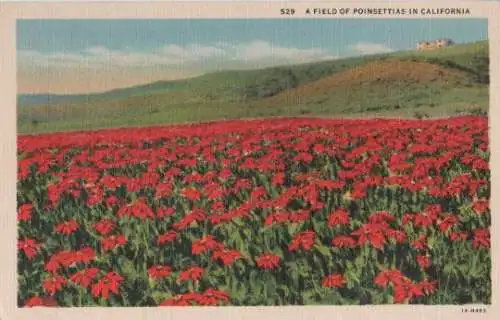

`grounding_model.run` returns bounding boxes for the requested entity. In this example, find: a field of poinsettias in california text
[17,116,491,307]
